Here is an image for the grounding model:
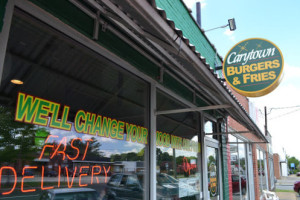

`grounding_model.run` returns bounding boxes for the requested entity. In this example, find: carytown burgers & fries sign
[223,38,284,97]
